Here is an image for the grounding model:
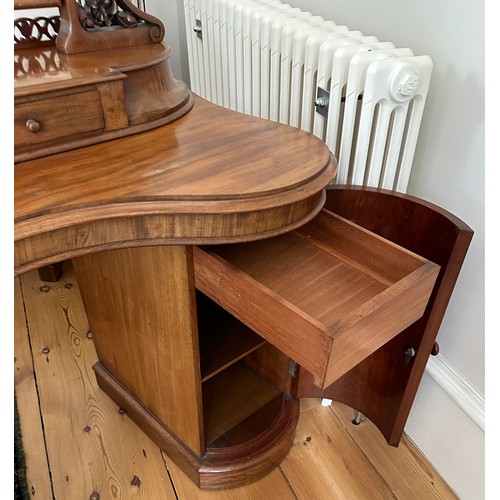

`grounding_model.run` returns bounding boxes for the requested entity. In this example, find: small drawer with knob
[15,90,105,153]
